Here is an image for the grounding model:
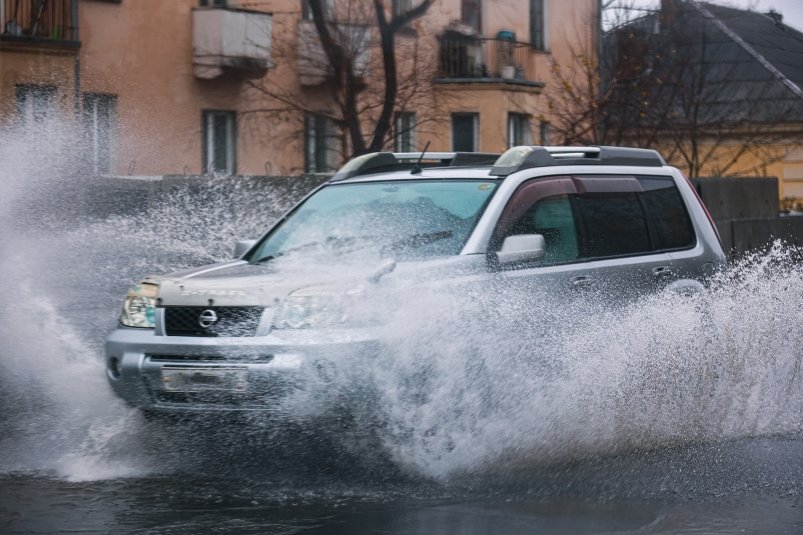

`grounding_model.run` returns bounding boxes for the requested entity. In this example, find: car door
[489,176,602,296]
[489,175,676,300]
